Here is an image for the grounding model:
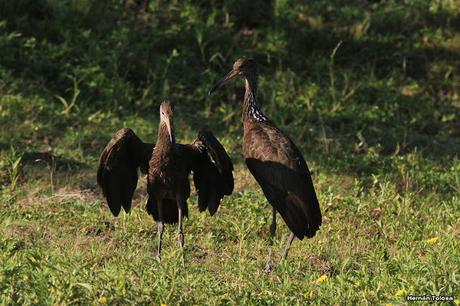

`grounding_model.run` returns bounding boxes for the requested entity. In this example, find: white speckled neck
[244,78,268,122]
